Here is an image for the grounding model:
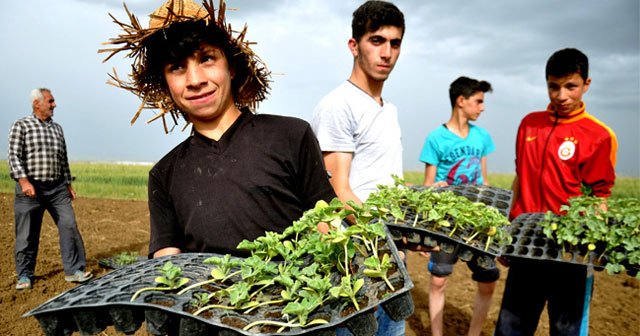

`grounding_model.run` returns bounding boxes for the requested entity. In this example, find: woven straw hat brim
[99,0,270,133]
